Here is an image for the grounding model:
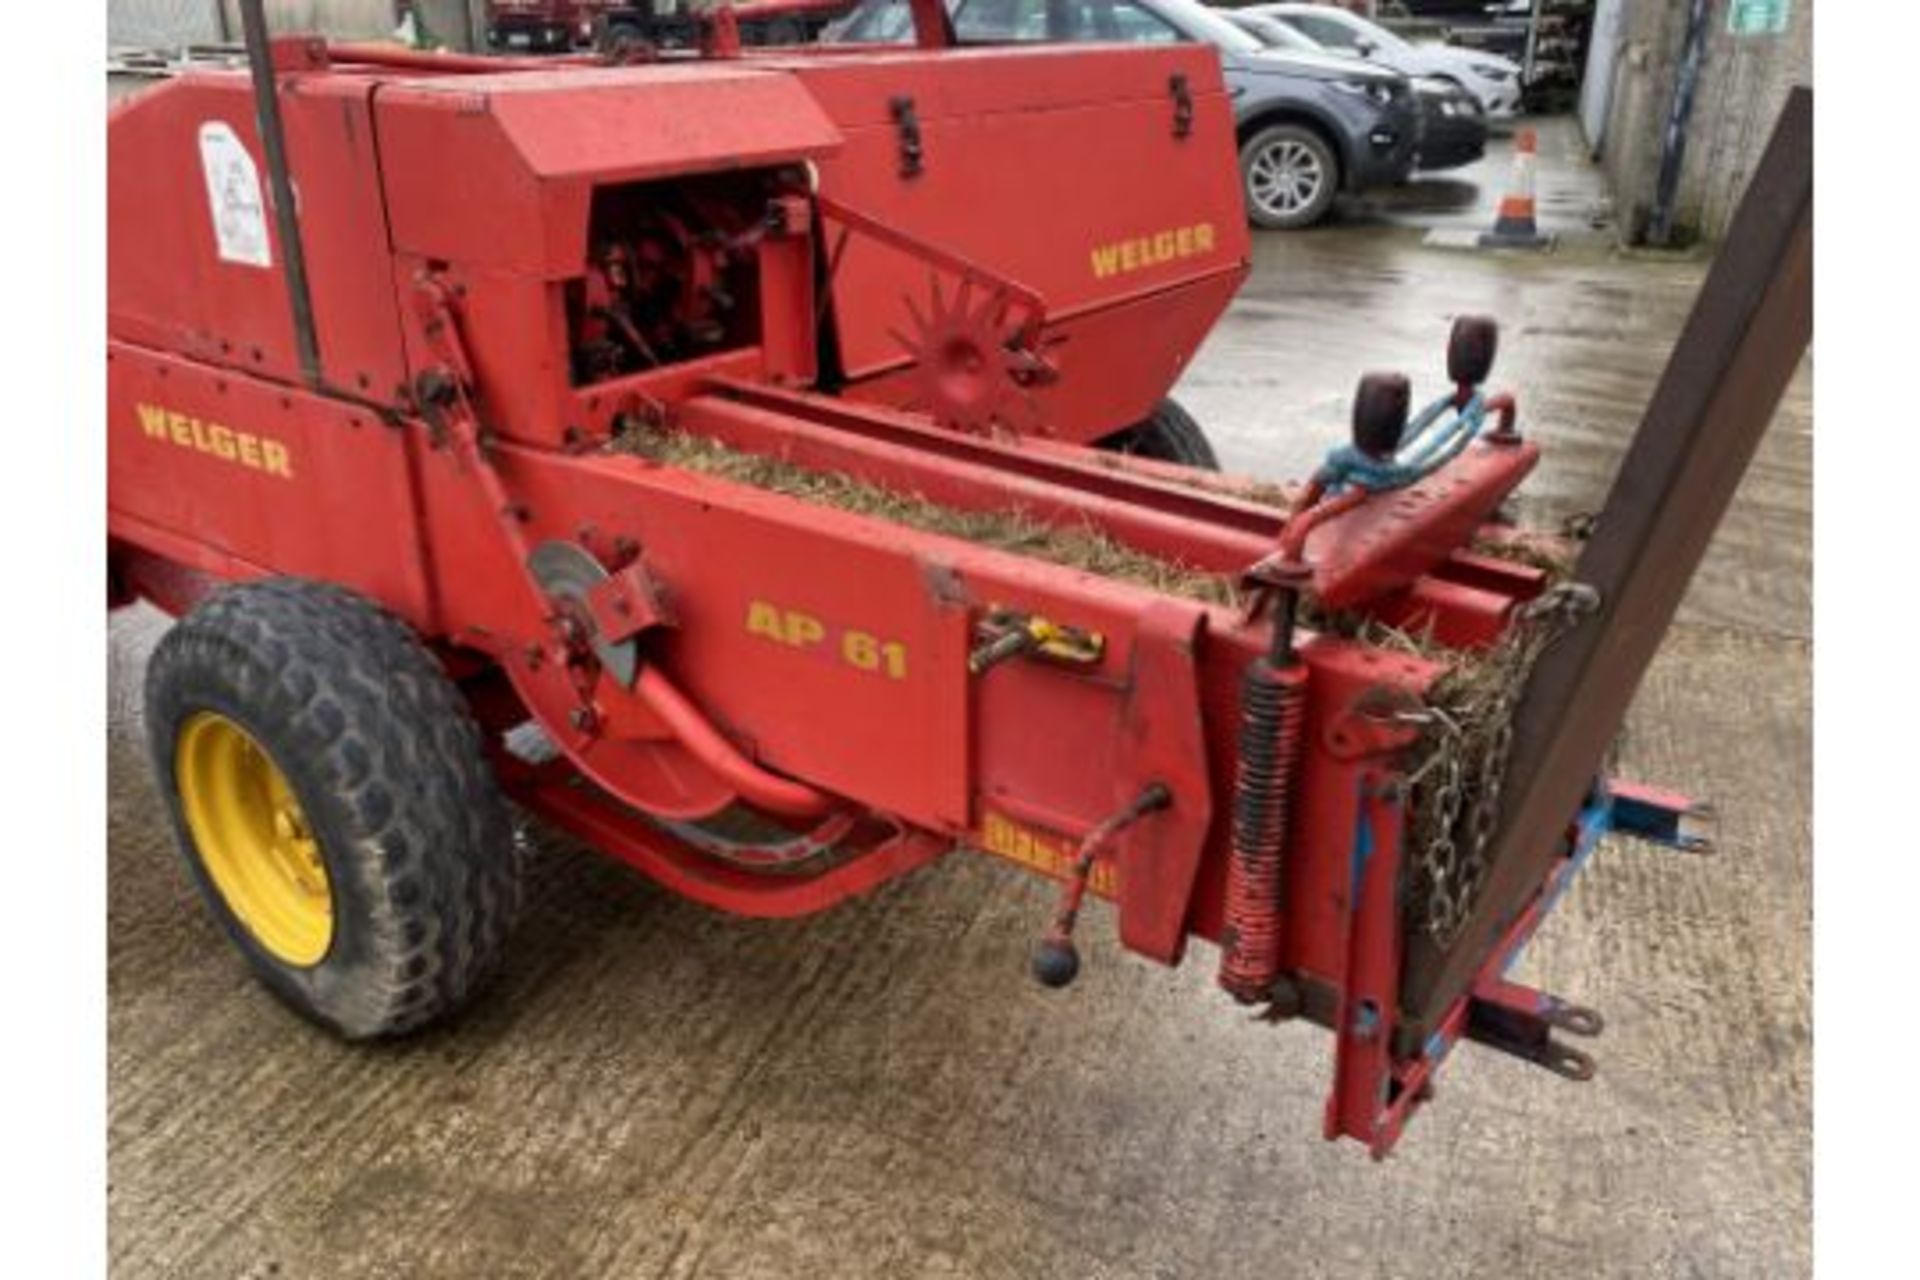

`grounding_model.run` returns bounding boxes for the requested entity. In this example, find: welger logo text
[1090,223,1217,281]
[136,403,294,479]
